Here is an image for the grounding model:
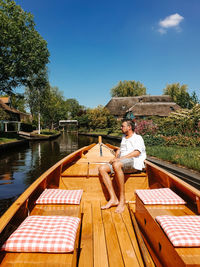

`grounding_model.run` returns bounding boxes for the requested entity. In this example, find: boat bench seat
[0,202,82,266]
[31,203,81,217]
[62,161,147,177]
[134,195,200,266]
